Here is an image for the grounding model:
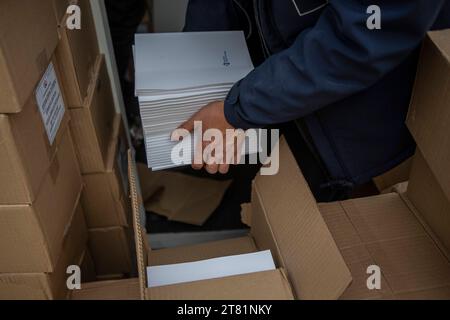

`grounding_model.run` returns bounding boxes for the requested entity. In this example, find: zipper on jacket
[253,0,271,58]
